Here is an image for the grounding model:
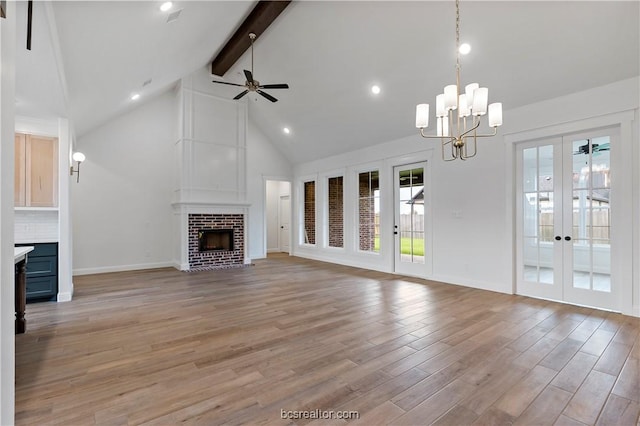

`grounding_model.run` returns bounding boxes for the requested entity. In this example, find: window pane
[304,181,315,244]
[522,144,554,285]
[359,171,380,252]
[327,176,343,248]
